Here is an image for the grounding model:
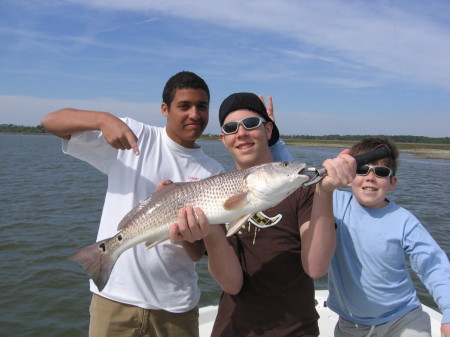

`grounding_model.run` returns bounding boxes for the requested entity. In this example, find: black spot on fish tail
[69,240,118,292]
